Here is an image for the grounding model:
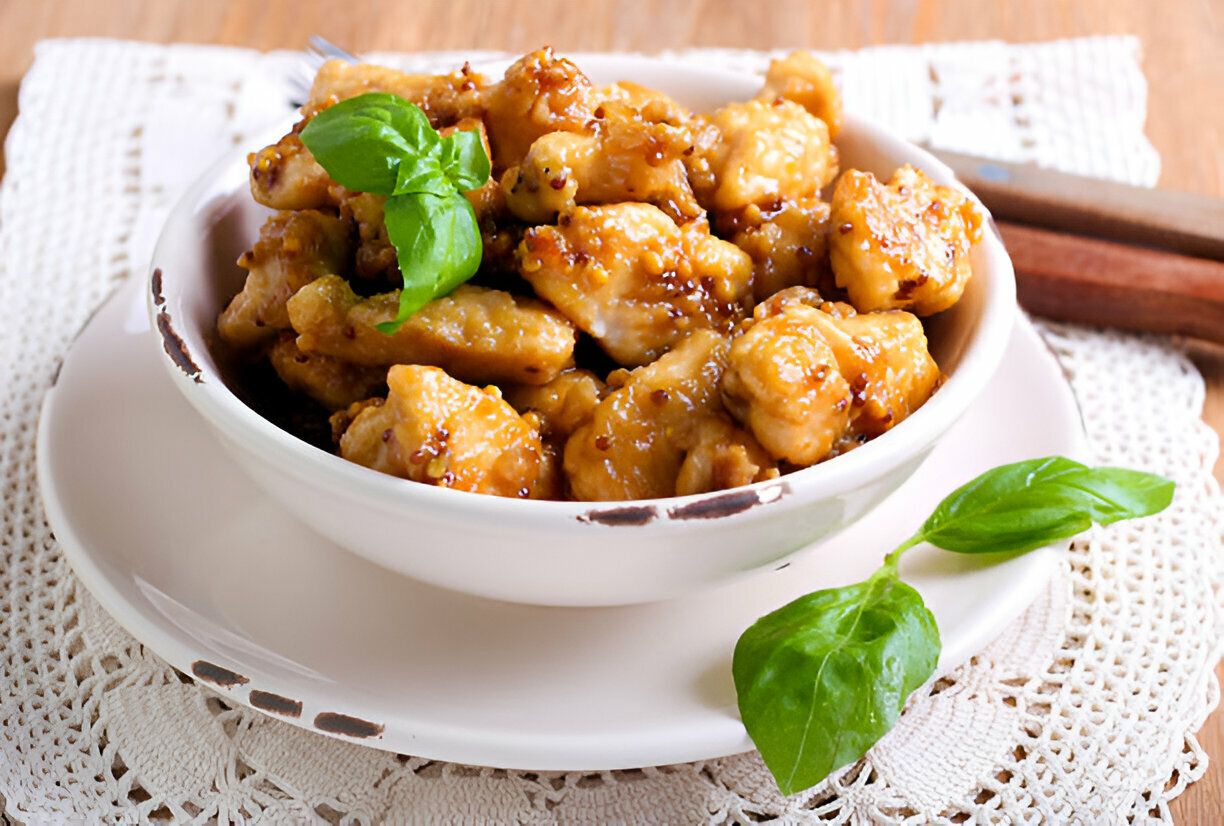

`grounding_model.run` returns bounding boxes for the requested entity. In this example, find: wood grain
[1001,221,1224,343]
[0,1,1220,821]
